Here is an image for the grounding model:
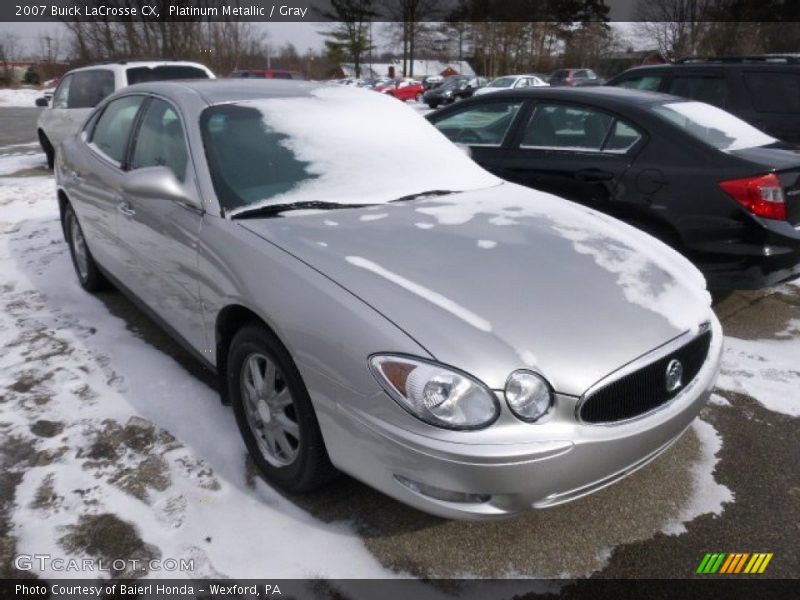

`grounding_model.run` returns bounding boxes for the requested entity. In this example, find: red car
[382,80,425,102]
